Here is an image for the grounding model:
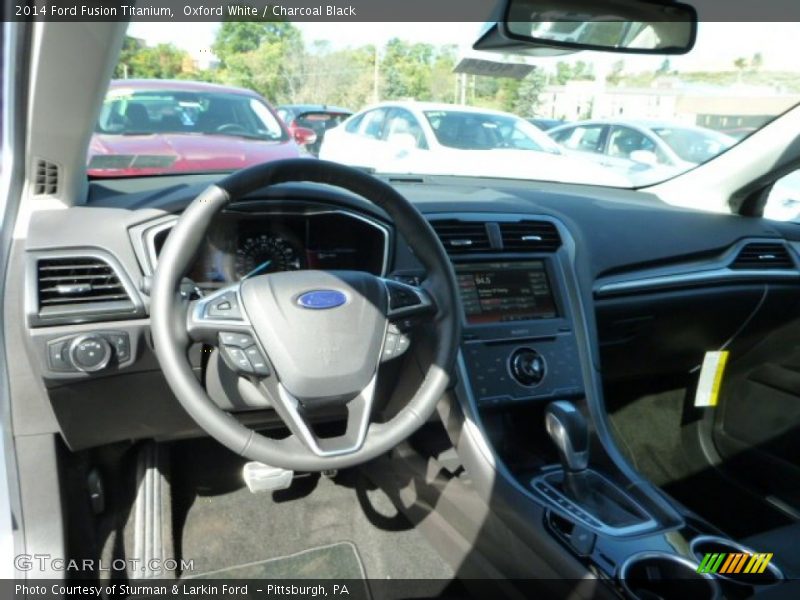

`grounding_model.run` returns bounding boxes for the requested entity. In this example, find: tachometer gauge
[235,233,303,278]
